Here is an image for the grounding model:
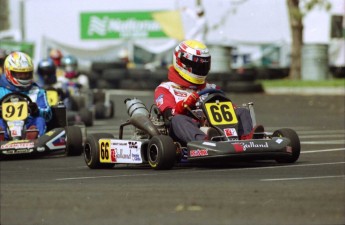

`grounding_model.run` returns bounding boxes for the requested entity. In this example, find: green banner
[0,41,35,57]
[80,11,169,39]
